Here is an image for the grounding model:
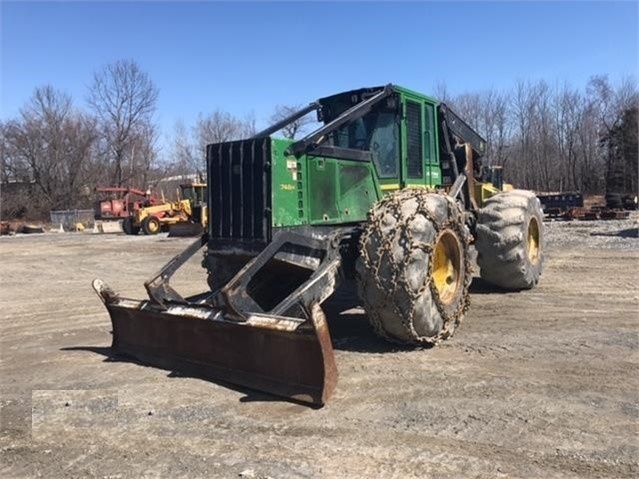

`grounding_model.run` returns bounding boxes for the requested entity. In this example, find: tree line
[1,59,160,219]
[1,58,637,220]
[436,76,637,196]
